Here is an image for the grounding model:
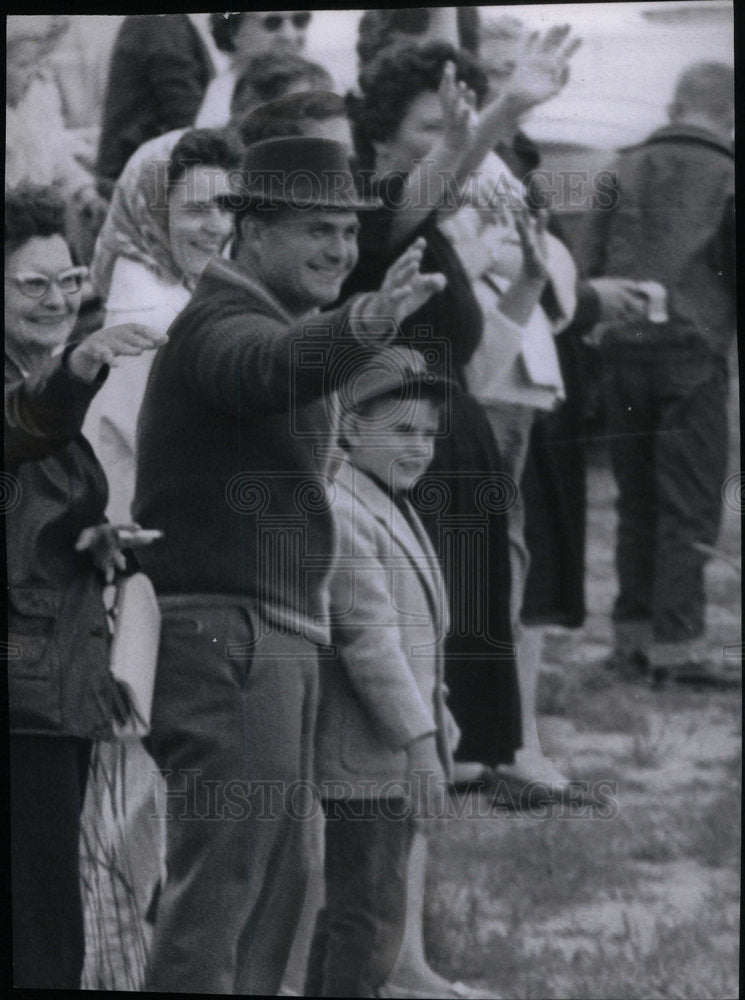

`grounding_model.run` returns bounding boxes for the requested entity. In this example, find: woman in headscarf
[84,127,239,522]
